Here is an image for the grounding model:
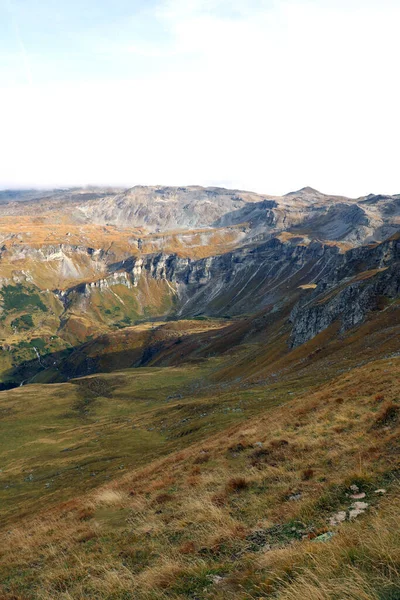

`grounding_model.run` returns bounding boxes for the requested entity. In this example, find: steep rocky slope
[1,185,400,388]
[2,232,400,388]
[2,185,400,242]
[290,233,400,346]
